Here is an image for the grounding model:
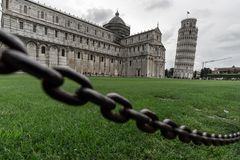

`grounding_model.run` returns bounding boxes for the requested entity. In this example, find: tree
[193,71,197,79]
[169,68,174,78]
[165,69,169,78]
[200,68,212,78]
